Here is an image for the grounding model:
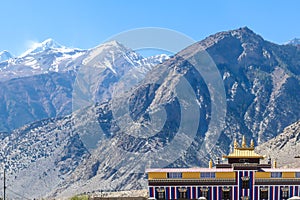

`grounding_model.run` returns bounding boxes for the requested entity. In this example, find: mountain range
[0,39,168,132]
[0,27,299,199]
